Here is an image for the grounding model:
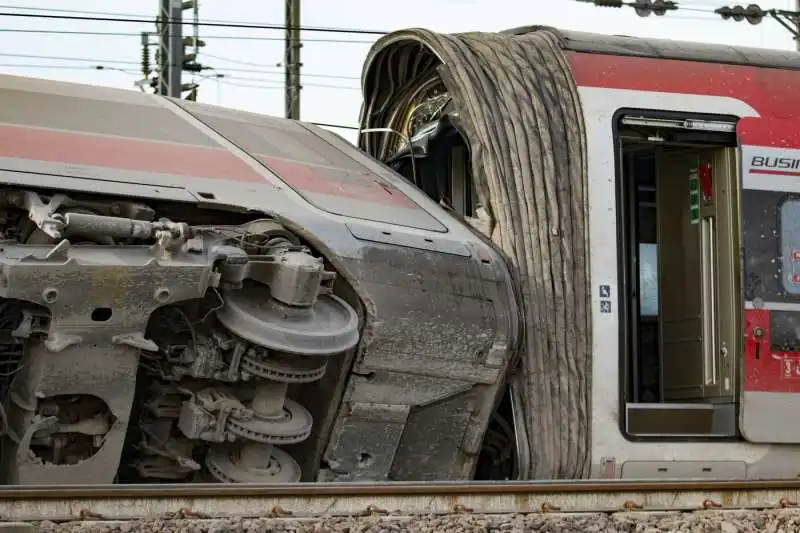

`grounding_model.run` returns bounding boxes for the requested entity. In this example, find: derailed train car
[1,25,800,487]
[0,74,518,485]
